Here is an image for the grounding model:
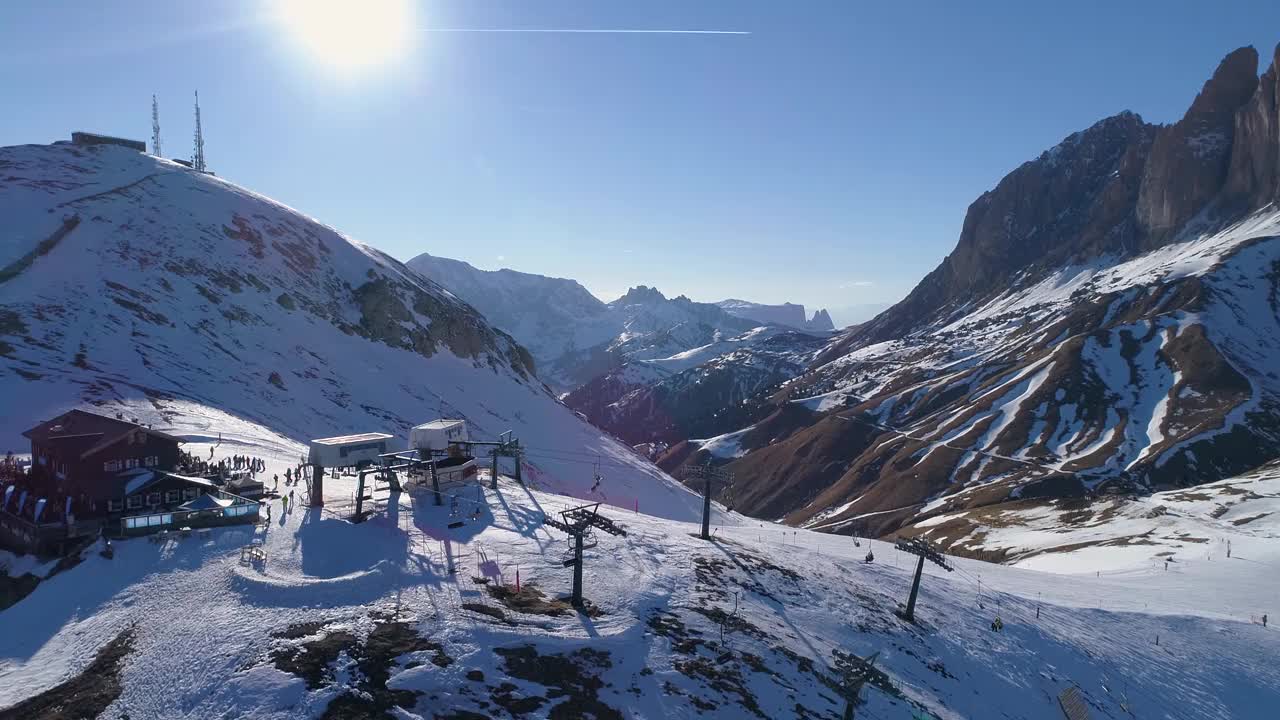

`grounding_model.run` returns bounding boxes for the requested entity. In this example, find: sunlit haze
[2,1,1280,324]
